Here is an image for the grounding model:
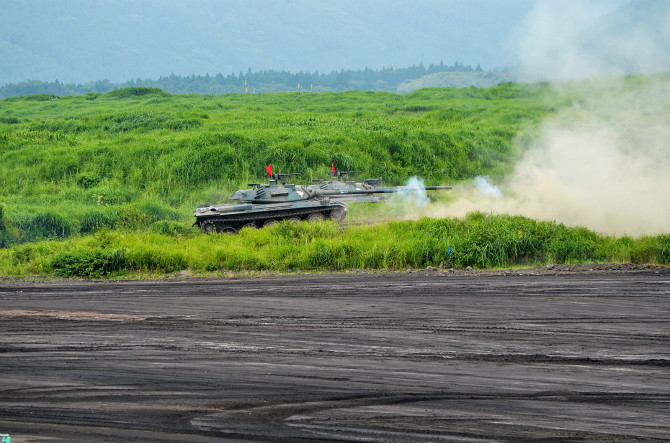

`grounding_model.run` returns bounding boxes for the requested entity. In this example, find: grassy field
[0,83,548,243]
[2,213,668,278]
[1,79,668,277]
